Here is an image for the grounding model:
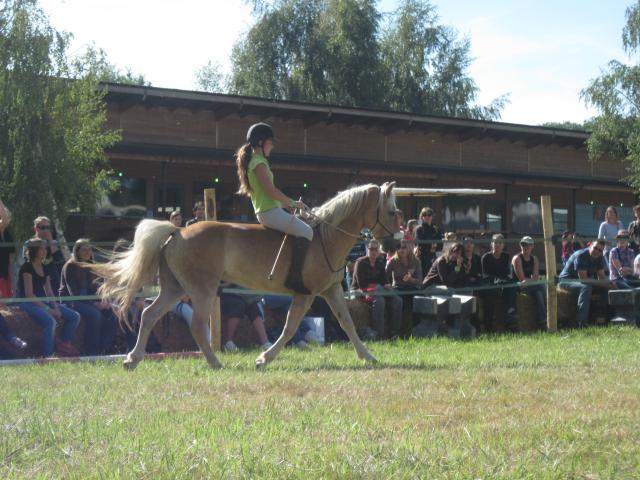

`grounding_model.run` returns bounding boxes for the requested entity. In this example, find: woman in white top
[598,205,623,256]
